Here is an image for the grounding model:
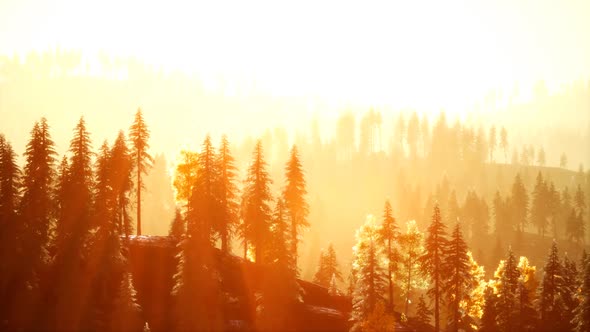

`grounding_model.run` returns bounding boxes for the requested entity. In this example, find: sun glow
[2,0,589,117]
